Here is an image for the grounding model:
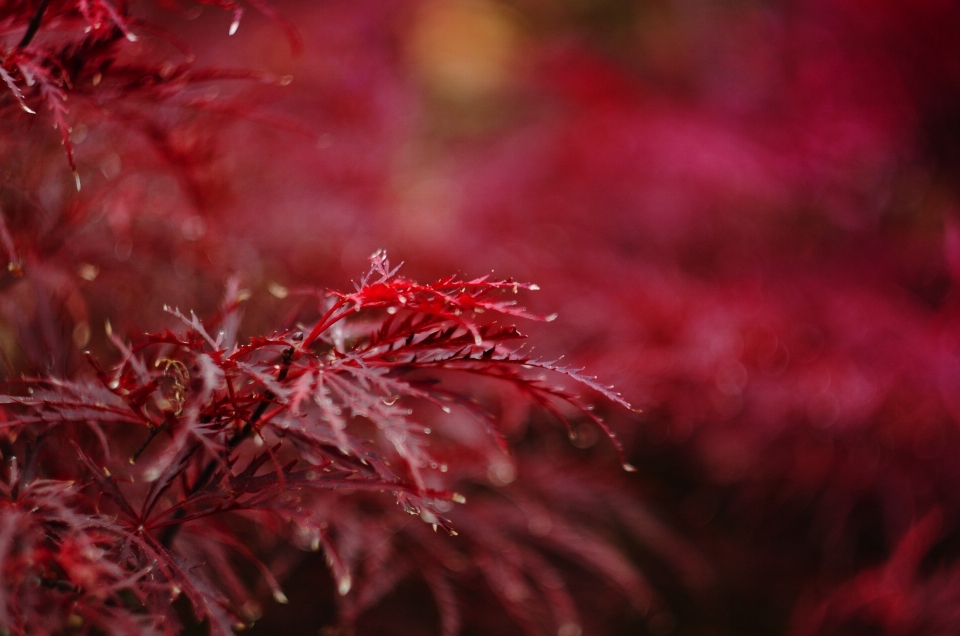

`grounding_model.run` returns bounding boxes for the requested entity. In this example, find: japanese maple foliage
[0,1,674,635]
[0,231,668,634]
[0,248,653,634]
[8,0,960,634]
